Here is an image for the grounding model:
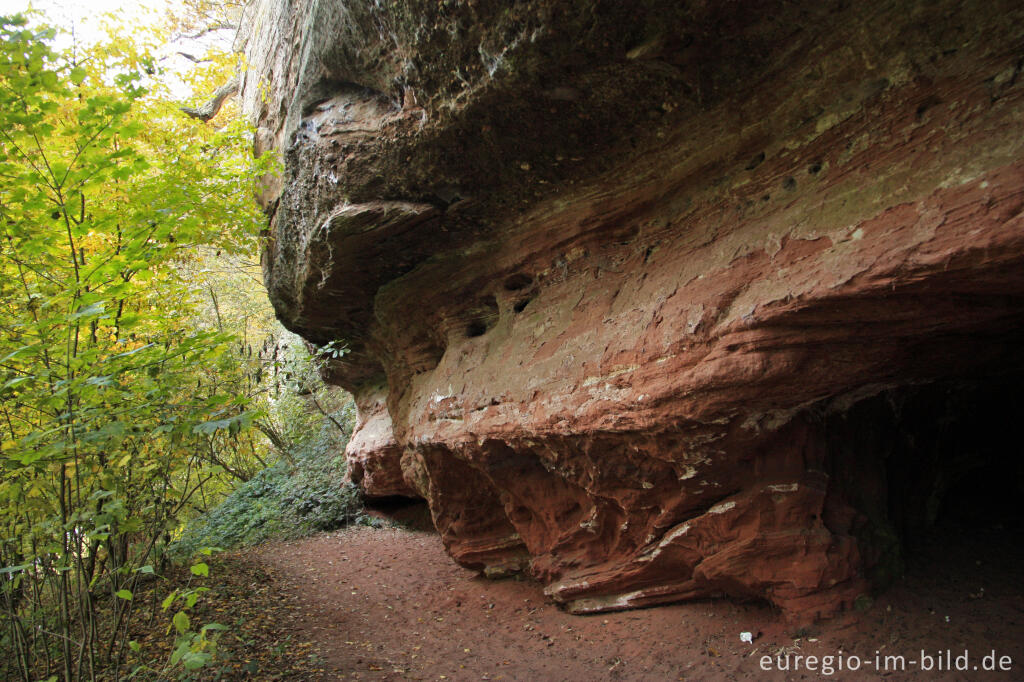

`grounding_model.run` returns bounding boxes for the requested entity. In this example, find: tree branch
[180,74,240,122]
[175,51,212,64]
[309,389,349,435]
[176,22,238,41]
